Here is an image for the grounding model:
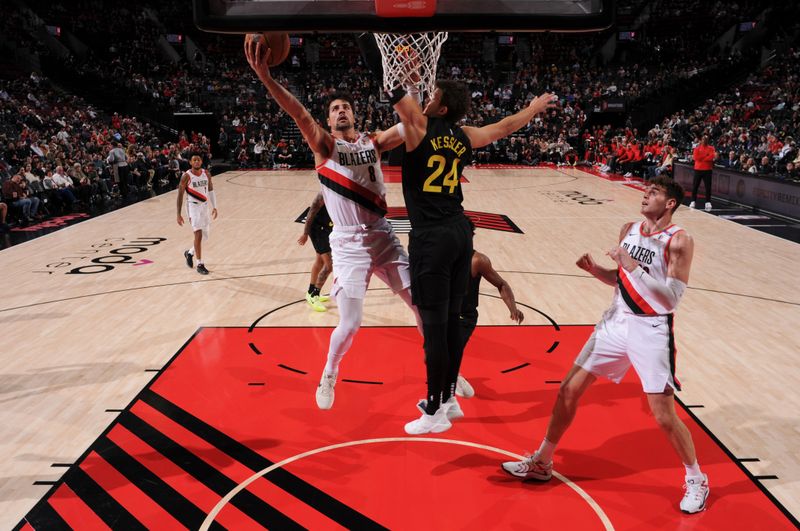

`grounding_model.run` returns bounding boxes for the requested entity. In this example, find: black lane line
[501,362,530,374]
[141,390,389,530]
[544,380,562,384]
[684,405,705,409]
[676,397,800,528]
[65,466,147,530]
[248,382,266,386]
[16,329,204,531]
[50,463,73,468]
[105,409,124,413]
[93,436,207,529]
[278,364,307,375]
[738,458,761,462]
[145,369,161,373]
[547,341,560,353]
[754,475,780,480]
[248,342,262,355]
[119,412,301,530]
[32,481,59,486]
[342,379,383,385]
[20,501,70,531]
